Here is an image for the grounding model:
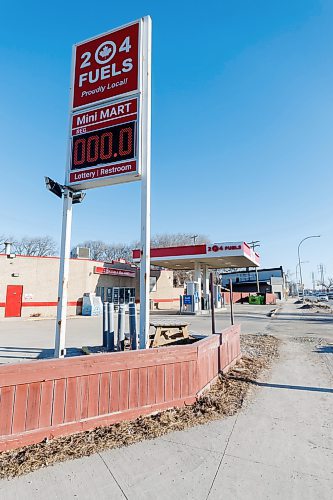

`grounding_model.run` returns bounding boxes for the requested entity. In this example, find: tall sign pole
[55,189,73,358]
[139,17,152,349]
[54,17,151,357]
